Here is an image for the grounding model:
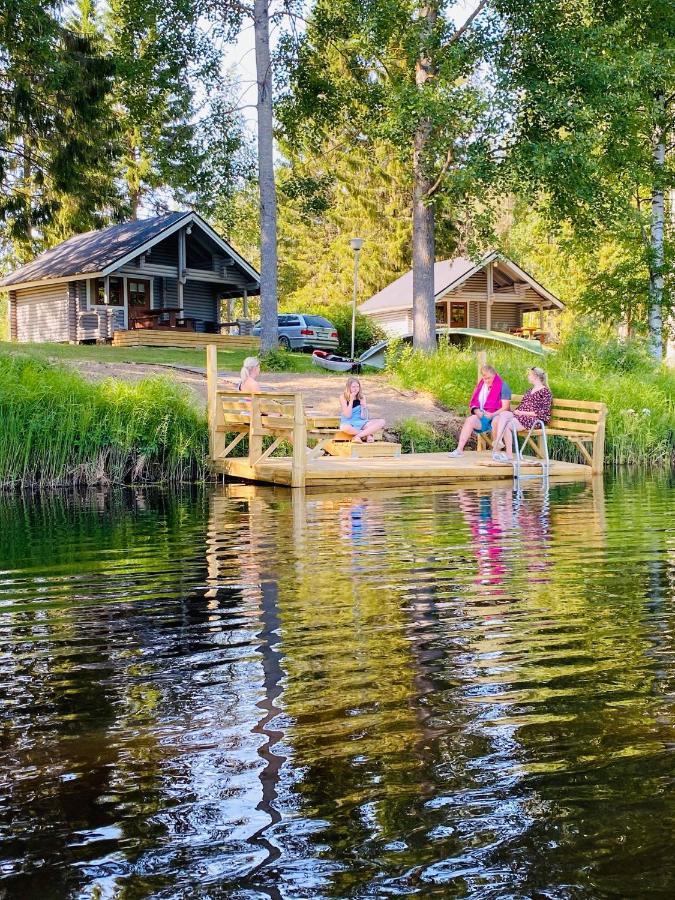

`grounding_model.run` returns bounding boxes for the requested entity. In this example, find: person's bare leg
[503,425,513,458]
[340,424,360,441]
[491,415,502,449]
[355,418,385,441]
[503,421,525,459]
[456,415,481,452]
[493,411,513,451]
